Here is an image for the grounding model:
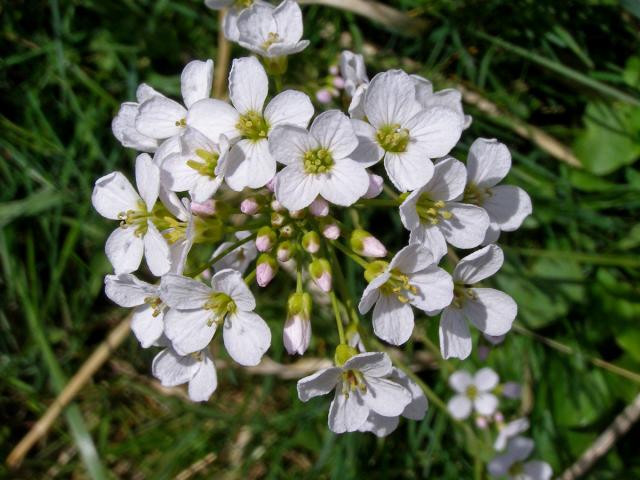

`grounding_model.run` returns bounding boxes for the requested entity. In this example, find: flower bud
[256,226,276,252]
[309,258,332,292]
[289,209,305,219]
[493,411,504,423]
[350,229,387,258]
[240,197,260,215]
[332,76,345,89]
[284,292,312,355]
[266,177,276,192]
[334,344,358,366]
[277,241,294,262]
[316,88,333,104]
[302,231,321,254]
[475,416,489,429]
[363,173,384,199]
[321,222,340,240]
[271,211,285,227]
[256,254,278,287]
[280,224,294,238]
[329,65,339,76]
[309,197,329,217]
[271,199,284,212]
[191,199,217,216]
